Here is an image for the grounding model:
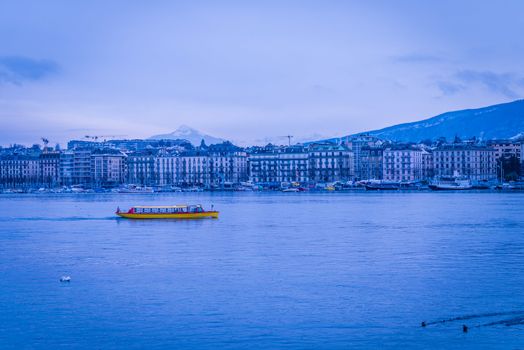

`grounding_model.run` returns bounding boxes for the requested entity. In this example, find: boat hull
[117,211,219,219]
[428,184,472,191]
[365,185,399,190]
